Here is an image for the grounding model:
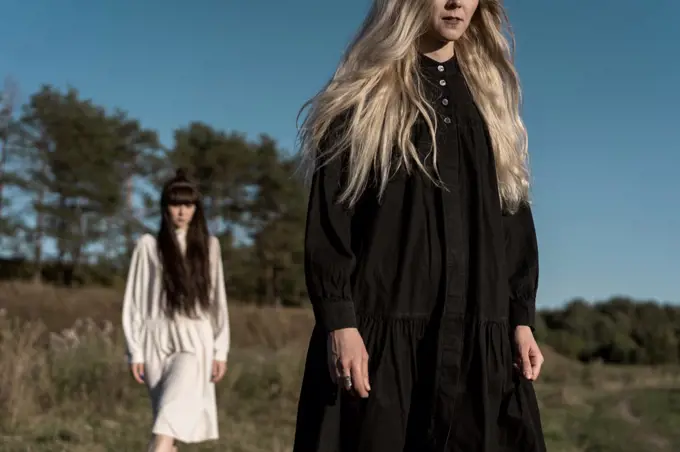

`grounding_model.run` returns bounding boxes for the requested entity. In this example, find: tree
[538,297,680,365]
[2,81,680,368]
[248,136,307,306]
[10,85,158,284]
[102,108,162,265]
[0,77,19,240]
